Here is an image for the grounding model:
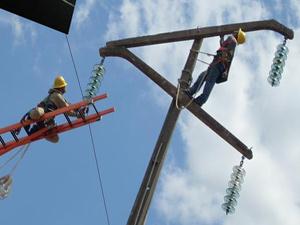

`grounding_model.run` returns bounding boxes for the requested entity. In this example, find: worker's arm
[219,35,225,46]
[51,93,79,117]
